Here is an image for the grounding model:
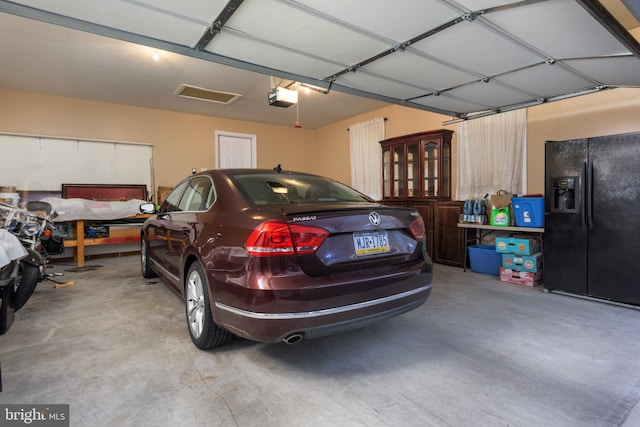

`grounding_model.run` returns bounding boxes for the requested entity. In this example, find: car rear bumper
[213,283,431,343]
